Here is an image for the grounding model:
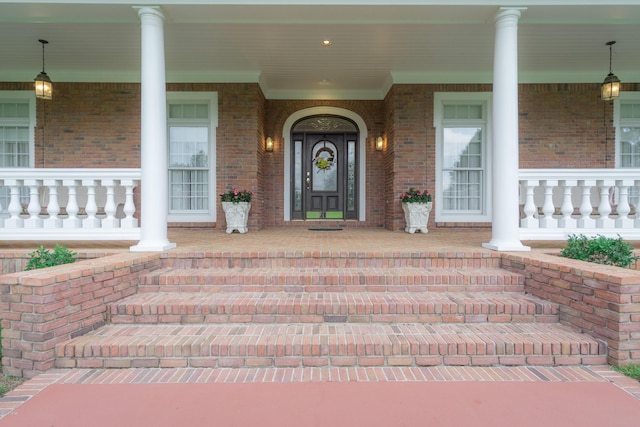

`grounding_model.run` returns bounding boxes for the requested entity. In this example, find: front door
[290,116,359,221]
[304,134,344,219]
